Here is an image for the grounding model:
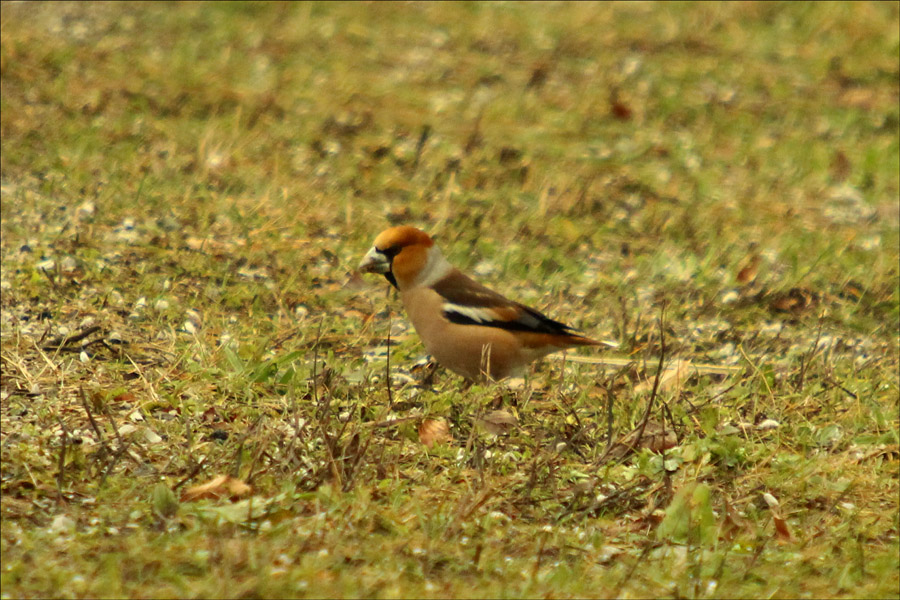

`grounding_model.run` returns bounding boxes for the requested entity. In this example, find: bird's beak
[358,247,391,274]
